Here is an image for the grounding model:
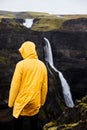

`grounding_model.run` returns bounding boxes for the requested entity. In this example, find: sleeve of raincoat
[8,62,23,108]
[41,67,48,106]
